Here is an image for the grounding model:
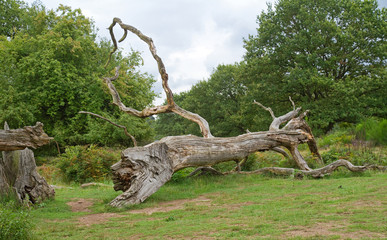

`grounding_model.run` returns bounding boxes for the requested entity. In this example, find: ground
[32,172,386,239]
